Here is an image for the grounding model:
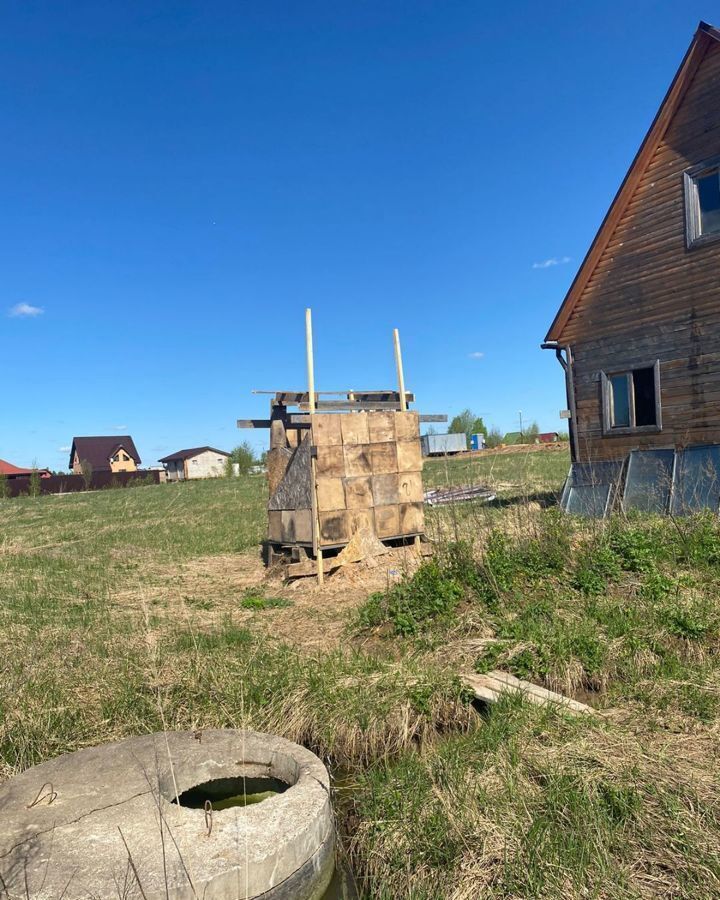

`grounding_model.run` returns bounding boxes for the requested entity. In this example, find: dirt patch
[115,545,428,651]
